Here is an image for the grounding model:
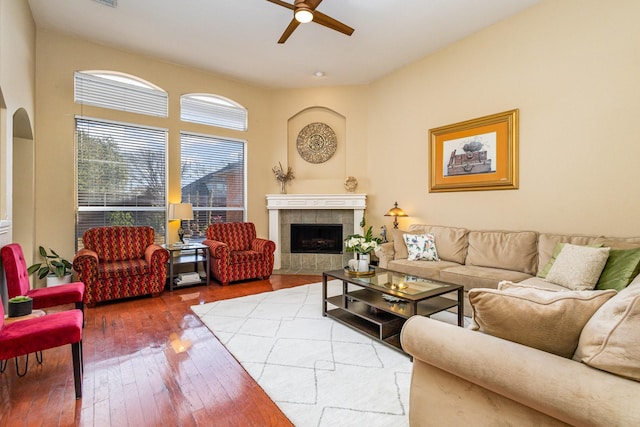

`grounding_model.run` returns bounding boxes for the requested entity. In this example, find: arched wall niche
[287,106,346,182]
[12,107,35,266]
